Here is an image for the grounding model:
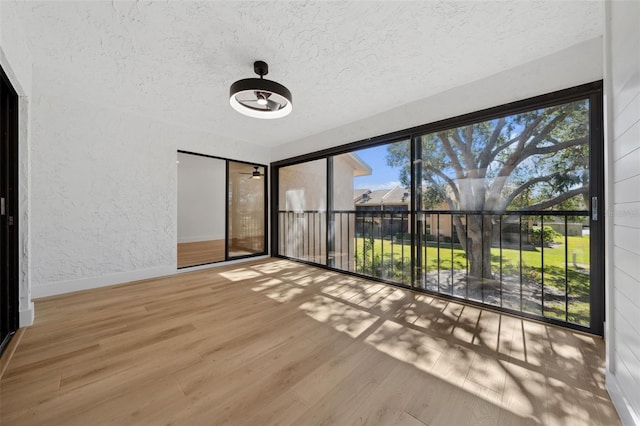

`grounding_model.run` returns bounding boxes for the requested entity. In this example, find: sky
[353,144,406,190]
